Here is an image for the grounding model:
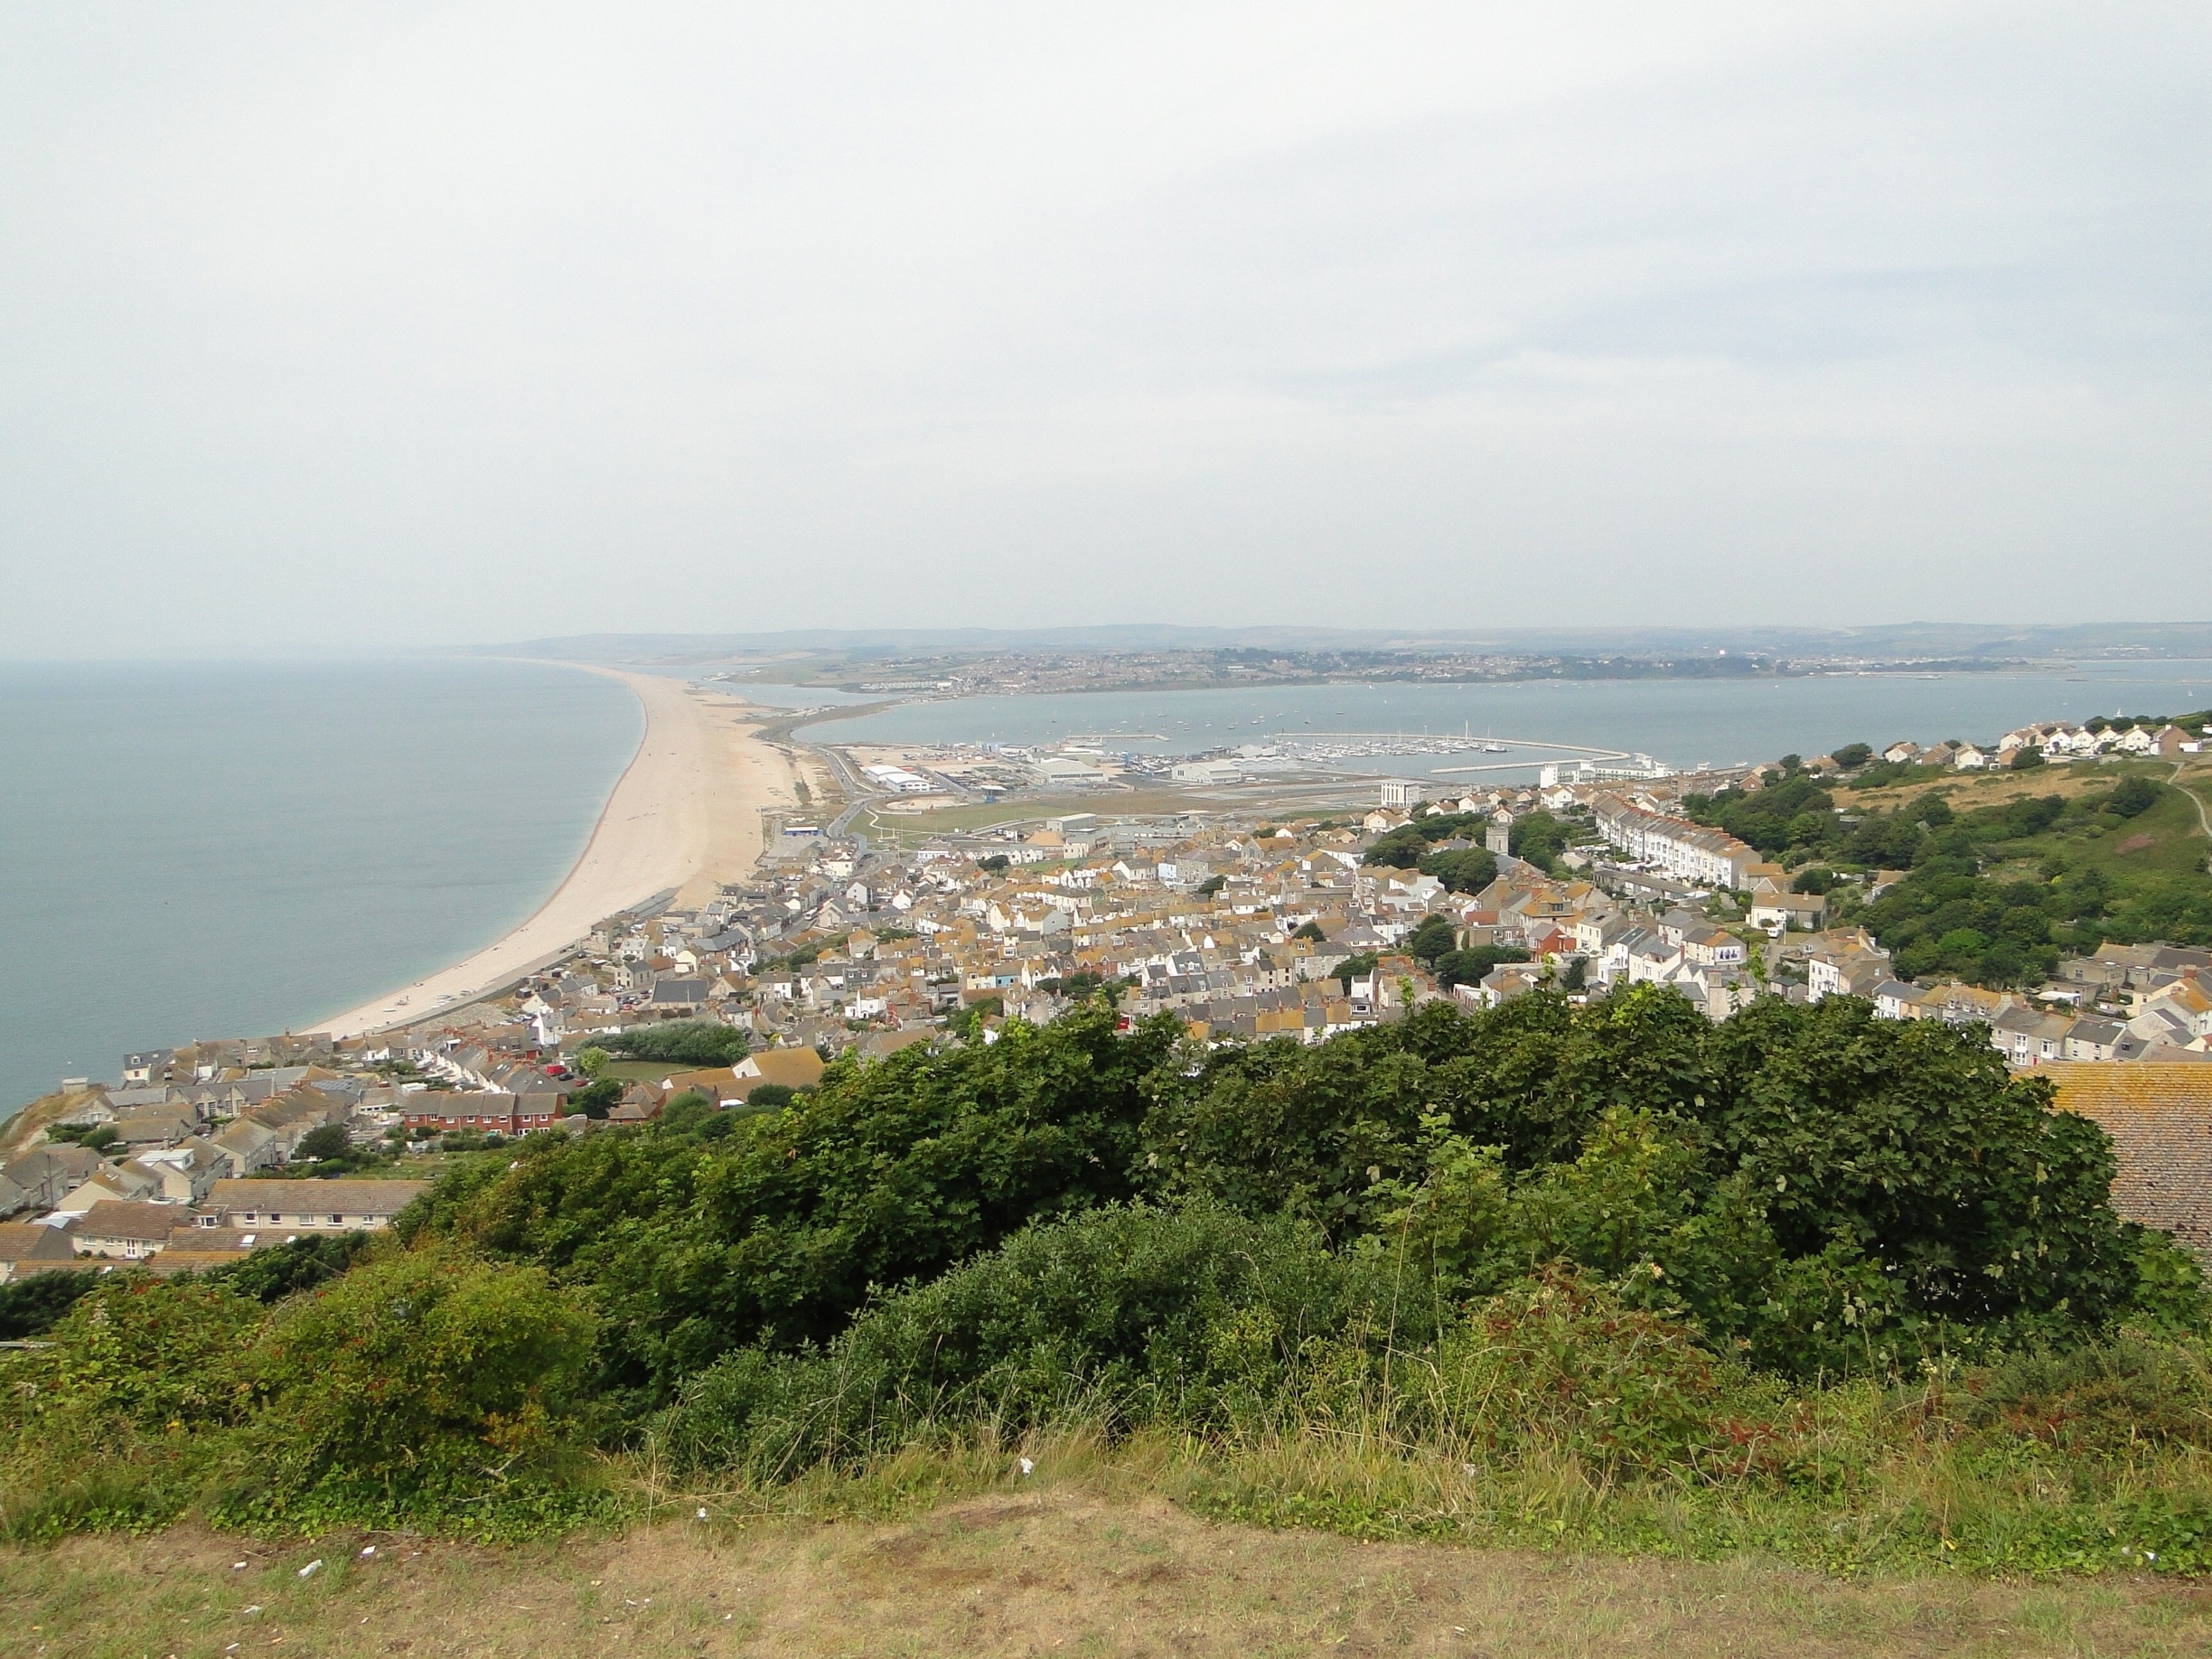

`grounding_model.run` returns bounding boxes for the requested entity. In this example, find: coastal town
[5,699,2210,1279]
